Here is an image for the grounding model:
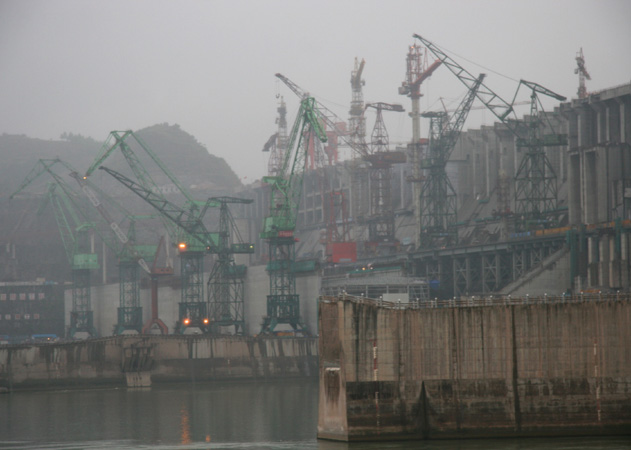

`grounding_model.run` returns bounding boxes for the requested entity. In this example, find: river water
[0,379,628,450]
